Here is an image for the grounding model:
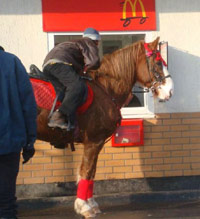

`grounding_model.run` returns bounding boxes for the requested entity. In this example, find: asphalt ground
[18,190,200,219]
[18,200,200,219]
